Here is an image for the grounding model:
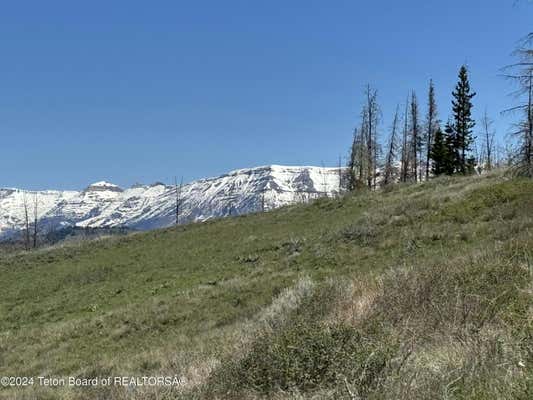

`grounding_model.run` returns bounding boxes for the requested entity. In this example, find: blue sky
[0,0,531,190]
